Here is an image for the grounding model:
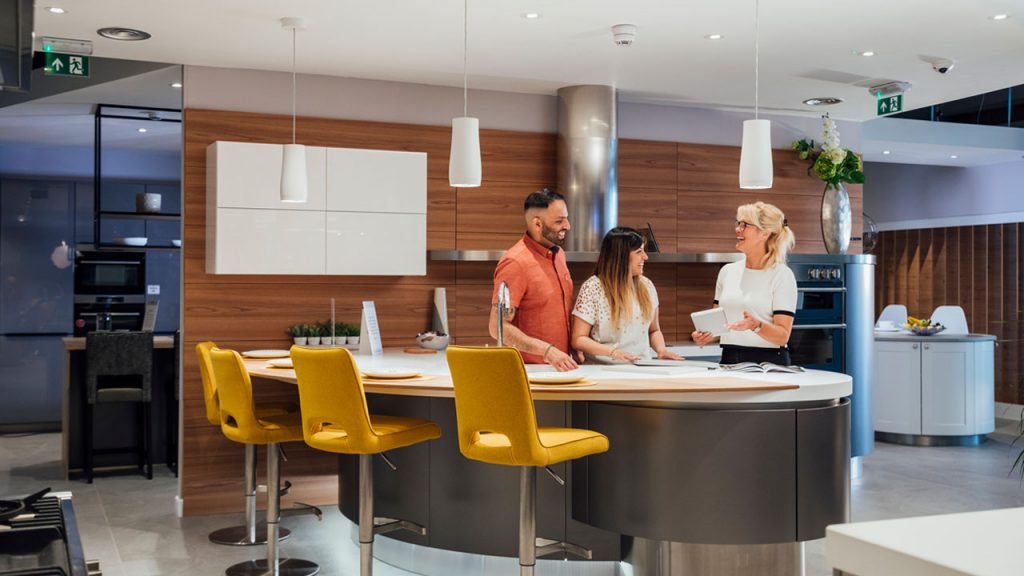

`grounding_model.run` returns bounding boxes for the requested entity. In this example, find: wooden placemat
[361,374,436,384]
[530,379,596,388]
